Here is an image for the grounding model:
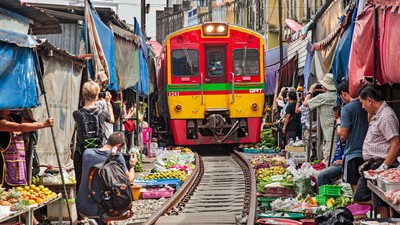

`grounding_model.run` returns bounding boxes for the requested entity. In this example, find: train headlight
[202,22,228,36]
[251,103,258,111]
[205,25,214,33]
[175,104,182,112]
[217,25,225,33]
